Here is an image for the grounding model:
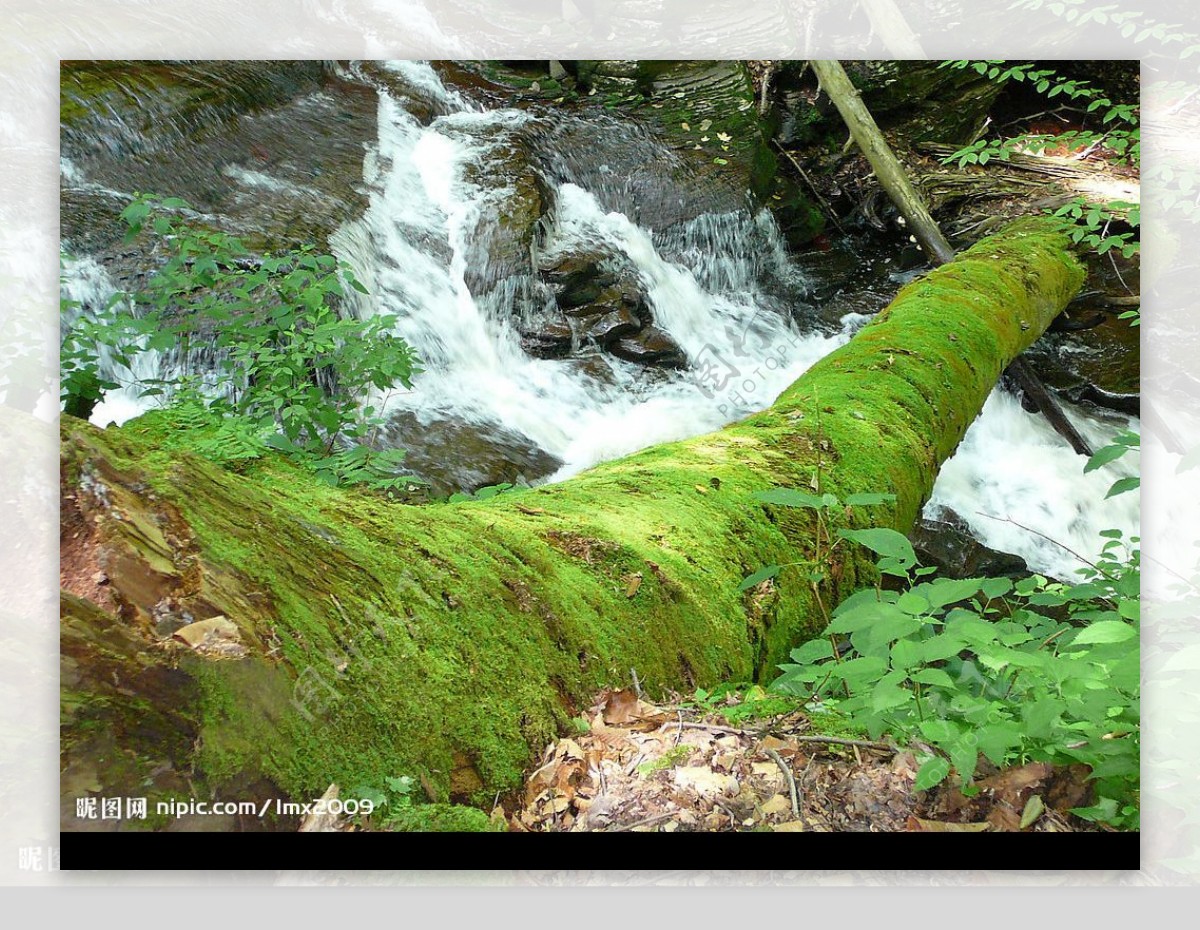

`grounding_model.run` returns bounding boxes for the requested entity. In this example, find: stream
[60,60,1139,582]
